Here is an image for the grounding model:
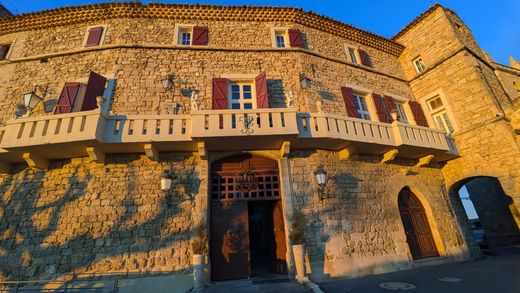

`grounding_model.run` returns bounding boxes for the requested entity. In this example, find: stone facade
[0,2,518,288]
